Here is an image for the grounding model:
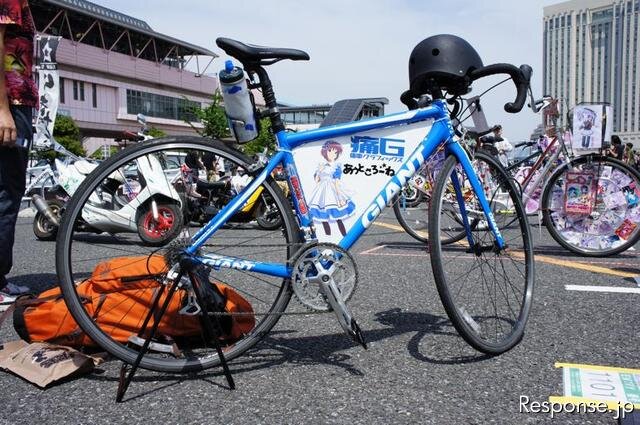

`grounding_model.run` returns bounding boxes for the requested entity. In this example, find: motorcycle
[177,164,284,230]
[33,115,185,246]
